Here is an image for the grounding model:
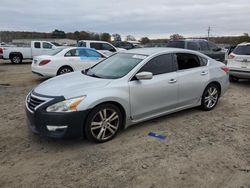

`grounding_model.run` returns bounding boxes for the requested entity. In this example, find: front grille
[26,93,50,112]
